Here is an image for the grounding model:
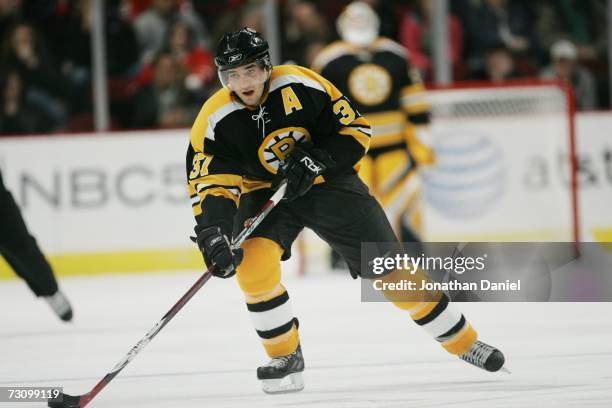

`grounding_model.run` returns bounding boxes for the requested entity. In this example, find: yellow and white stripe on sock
[236,238,300,357]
